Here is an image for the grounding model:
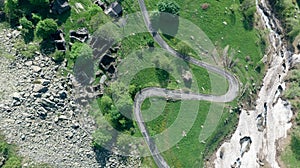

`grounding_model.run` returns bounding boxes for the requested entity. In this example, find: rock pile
[0,27,141,167]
